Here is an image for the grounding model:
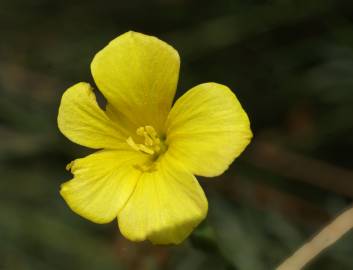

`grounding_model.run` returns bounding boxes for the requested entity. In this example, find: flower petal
[166,83,252,177]
[58,82,130,149]
[91,31,180,133]
[118,154,208,244]
[60,150,148,224]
